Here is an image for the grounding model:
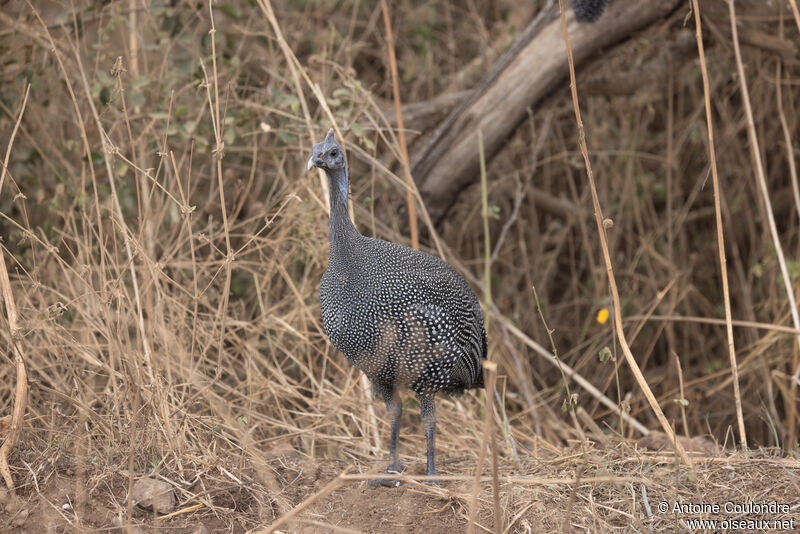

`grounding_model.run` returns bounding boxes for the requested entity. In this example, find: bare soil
[2,444,798,533]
